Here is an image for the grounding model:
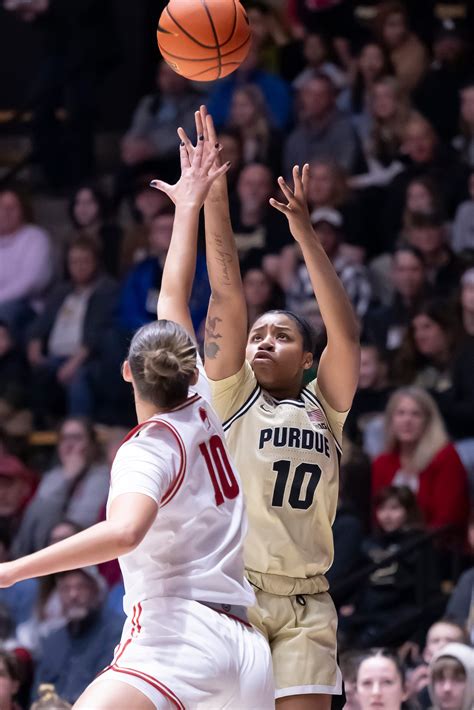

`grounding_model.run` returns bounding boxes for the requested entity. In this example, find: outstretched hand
[270,164,313,243]
[150,110,229,209]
